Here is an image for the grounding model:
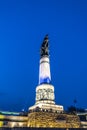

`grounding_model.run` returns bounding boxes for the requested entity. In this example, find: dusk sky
[0,0,87,112]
